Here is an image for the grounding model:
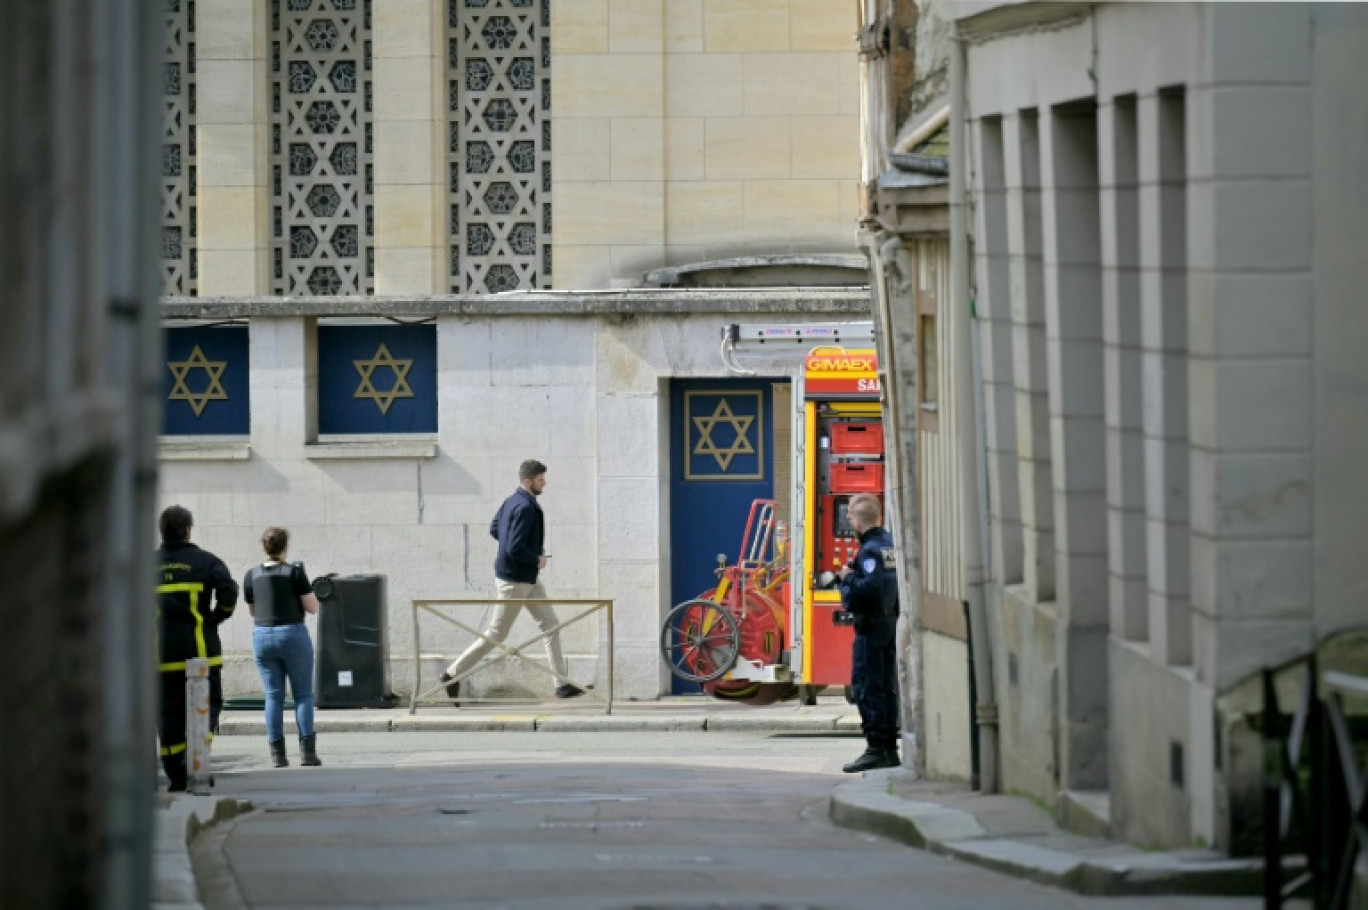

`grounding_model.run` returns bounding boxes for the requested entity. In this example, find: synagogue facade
[158,0,868,700]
